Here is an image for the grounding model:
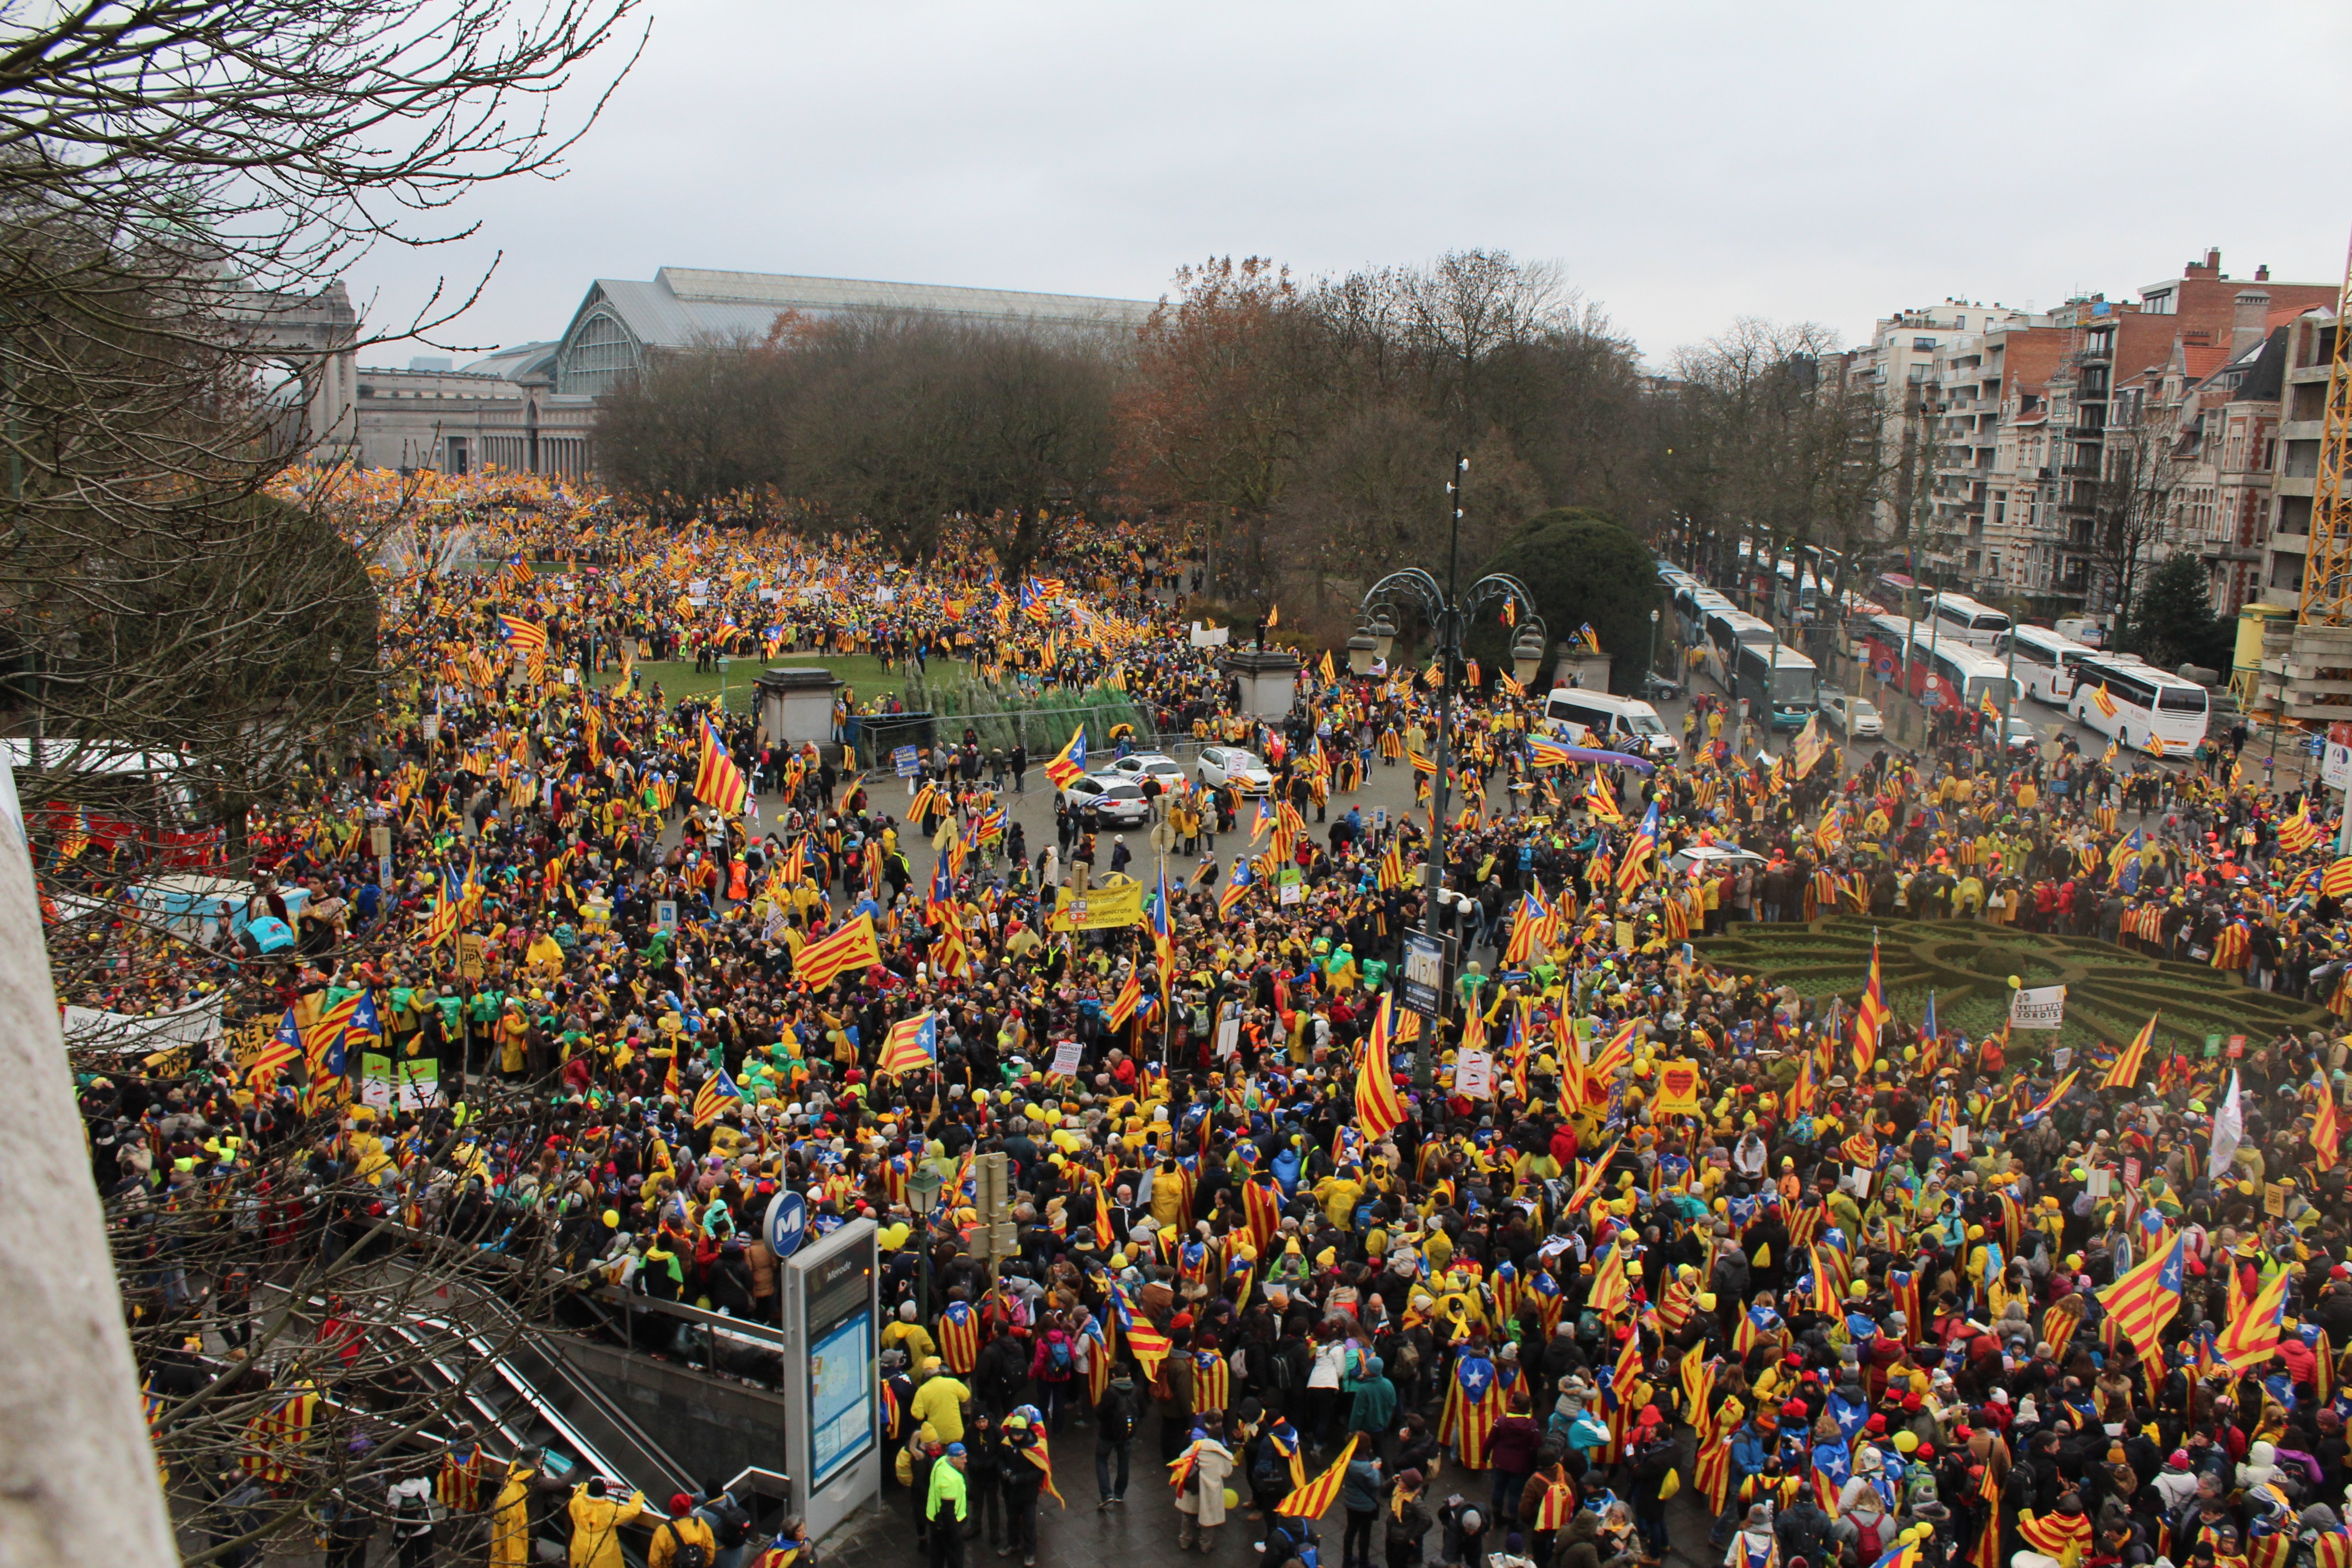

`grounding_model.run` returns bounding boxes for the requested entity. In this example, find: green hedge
[1697,916,2328,1065]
